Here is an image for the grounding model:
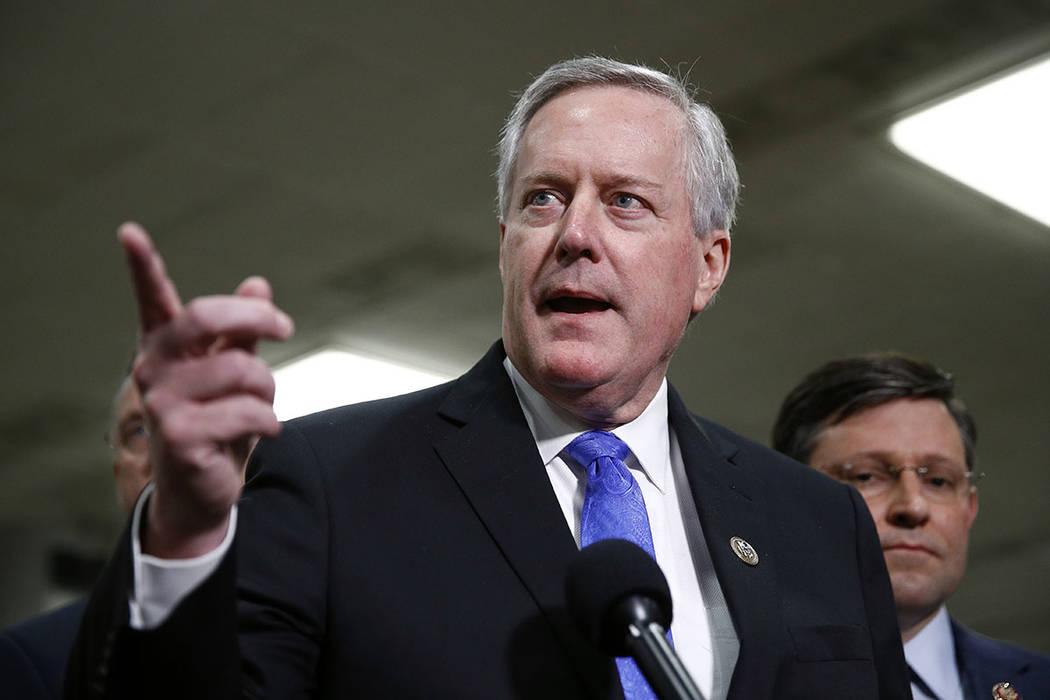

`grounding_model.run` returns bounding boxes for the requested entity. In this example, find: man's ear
[692,229,731,313]
[498,220,506,277]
